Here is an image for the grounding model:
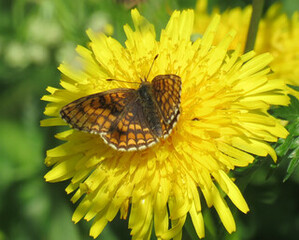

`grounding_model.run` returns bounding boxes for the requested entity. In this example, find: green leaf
[272,95,298,120]
[283,154,299,182]
[271,95,299,181]
[275,120,299,157]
